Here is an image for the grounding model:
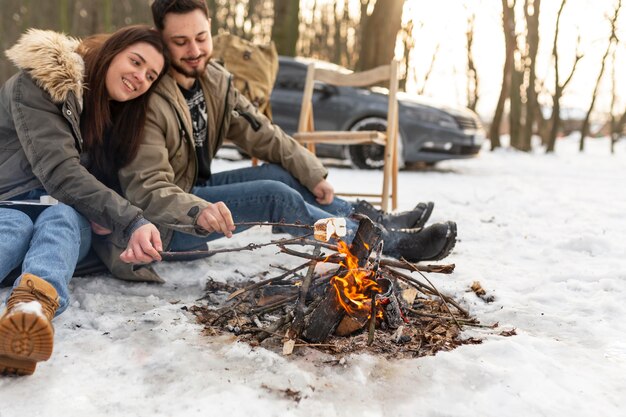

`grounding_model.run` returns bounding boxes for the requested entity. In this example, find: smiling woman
[0,25,168,376]
[105,44,164,102]
[80,26,170,184]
